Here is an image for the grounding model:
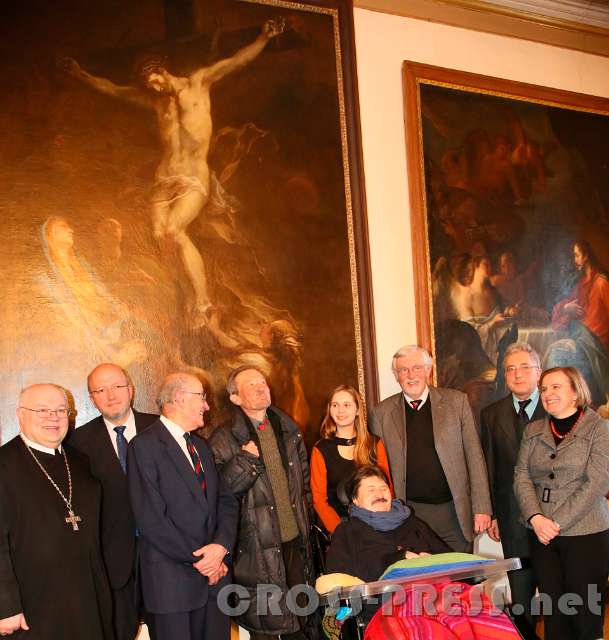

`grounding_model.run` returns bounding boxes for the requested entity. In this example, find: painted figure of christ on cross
[63,18,284,323]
